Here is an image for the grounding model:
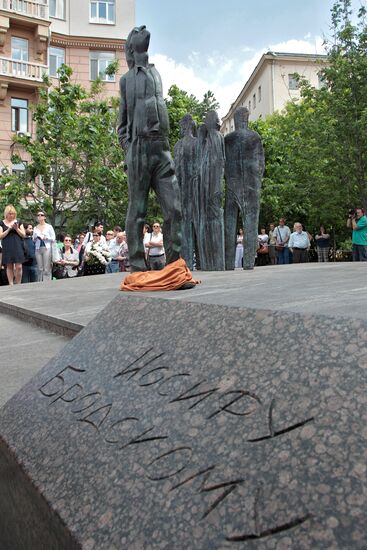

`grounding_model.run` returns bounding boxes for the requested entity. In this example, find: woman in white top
[143,223,151,262]
[33,210,56,281]
[235,228,244,268]
[257,227,269,266]
[146,222,165,270]
[54,235,79,278]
